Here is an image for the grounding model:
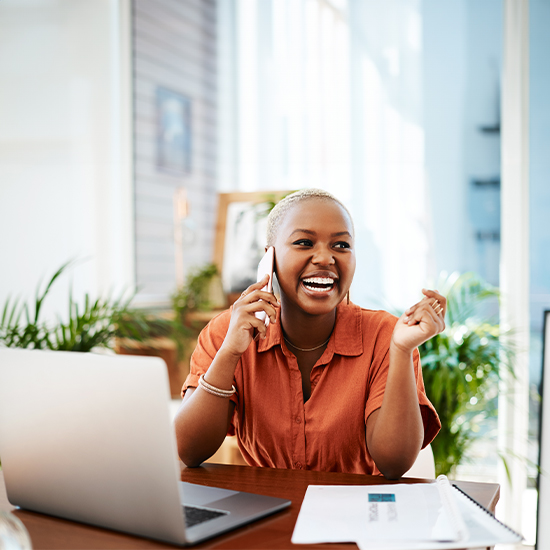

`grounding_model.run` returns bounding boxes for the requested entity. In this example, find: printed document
[291,476,522,548]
